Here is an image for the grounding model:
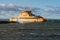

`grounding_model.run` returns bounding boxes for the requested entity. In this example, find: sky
[0,0,60,19]
[0,0,60,8]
